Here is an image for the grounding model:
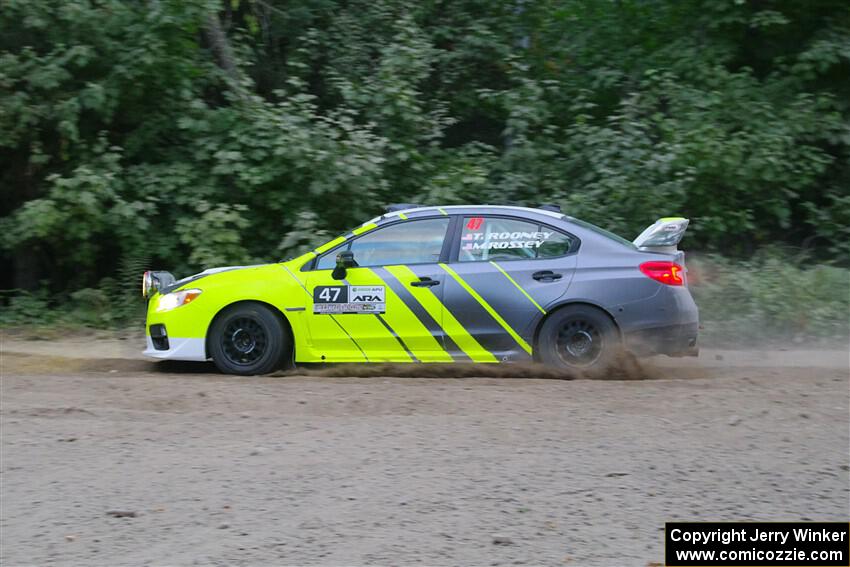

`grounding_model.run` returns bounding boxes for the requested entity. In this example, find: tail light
[639,261,684,286]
